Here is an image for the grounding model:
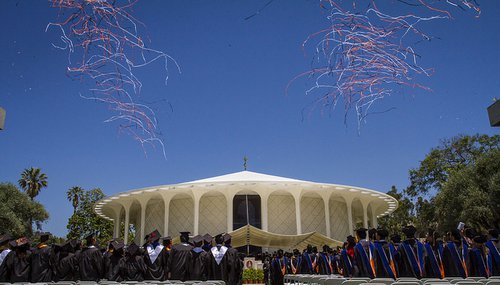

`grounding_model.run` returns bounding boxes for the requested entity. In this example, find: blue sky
[0,0,498,237]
